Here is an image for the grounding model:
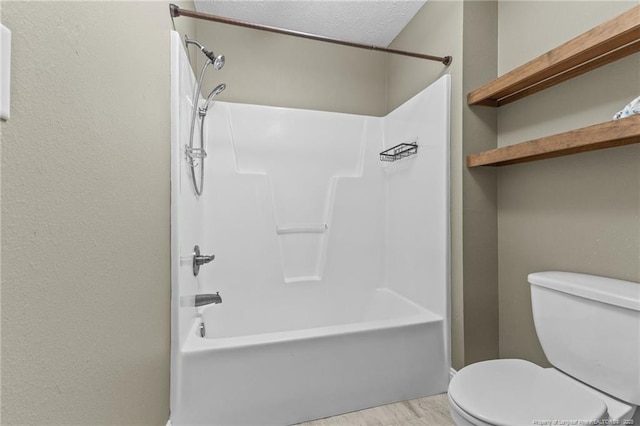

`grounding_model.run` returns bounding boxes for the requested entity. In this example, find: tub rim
[182,288,443,353]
